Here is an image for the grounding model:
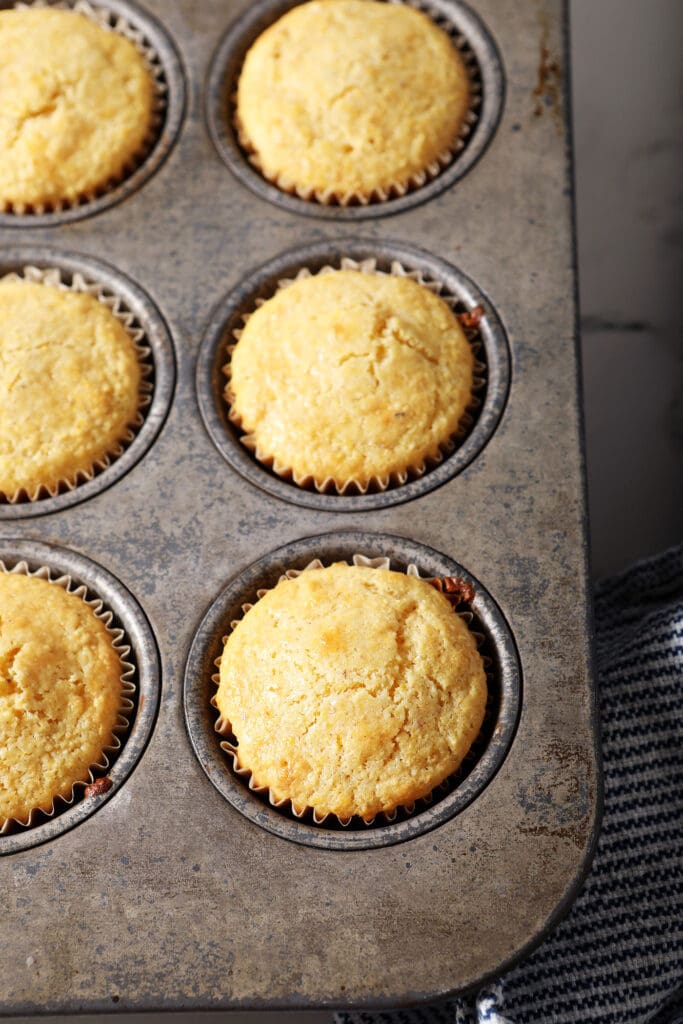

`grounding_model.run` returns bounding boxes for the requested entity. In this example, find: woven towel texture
[335,544,683,1024]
